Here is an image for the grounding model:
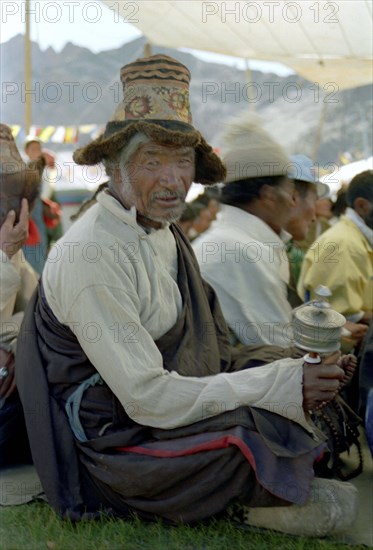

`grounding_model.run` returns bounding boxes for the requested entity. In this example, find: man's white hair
[103,133,151,181]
